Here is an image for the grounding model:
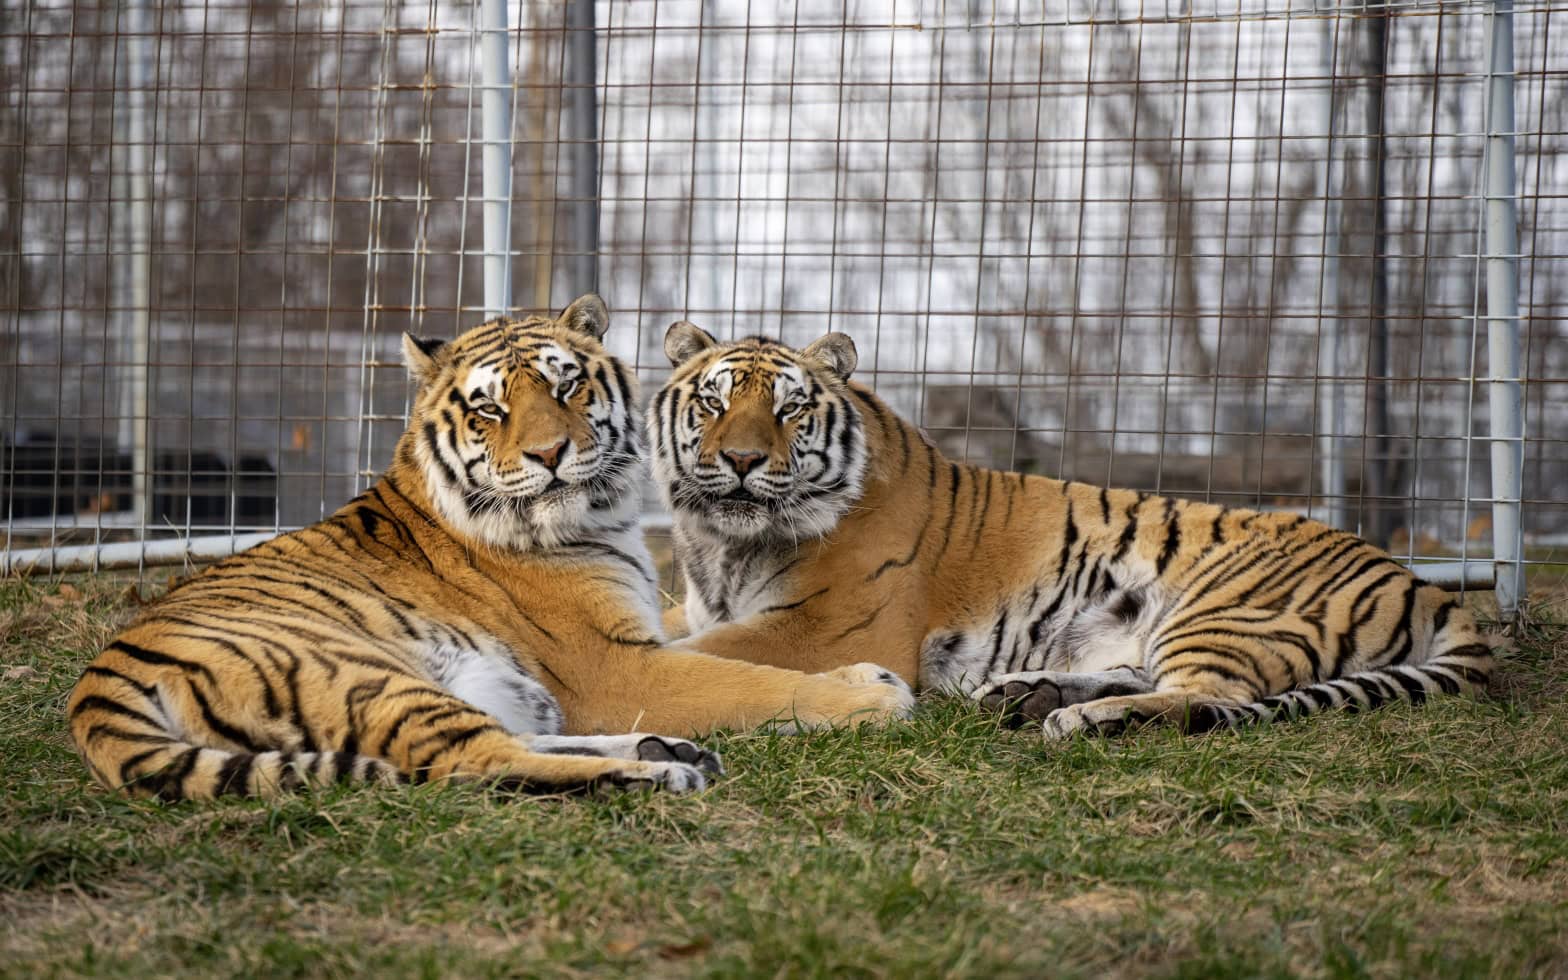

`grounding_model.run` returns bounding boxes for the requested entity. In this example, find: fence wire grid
[1,0,1562,616]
